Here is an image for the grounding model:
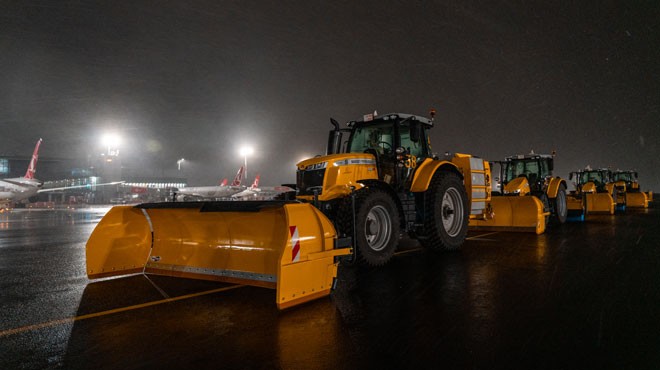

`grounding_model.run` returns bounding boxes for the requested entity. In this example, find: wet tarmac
[1,203,659,369]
